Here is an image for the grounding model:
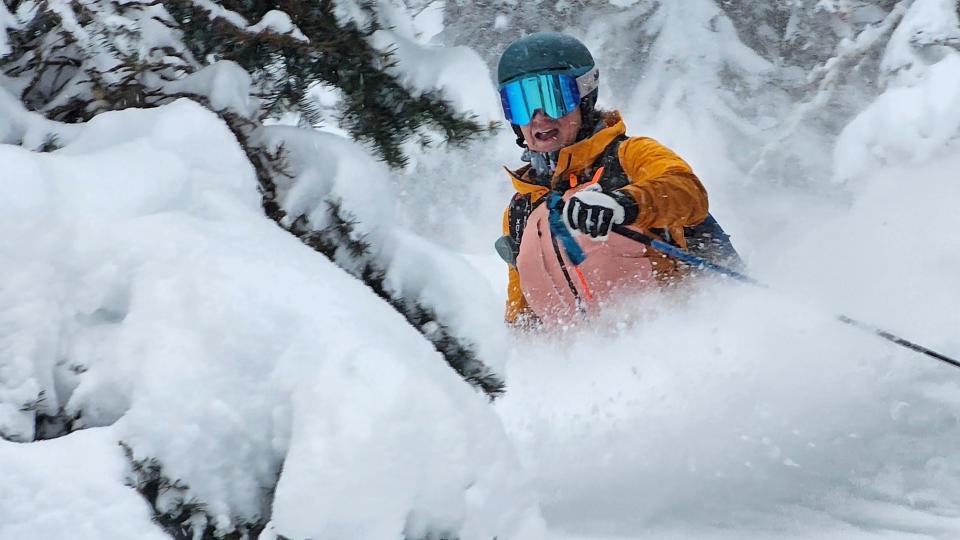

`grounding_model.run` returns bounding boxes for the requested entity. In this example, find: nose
[529,110,554,125]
